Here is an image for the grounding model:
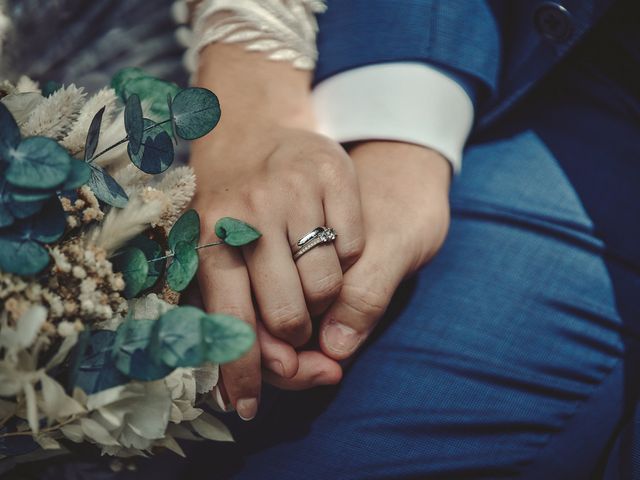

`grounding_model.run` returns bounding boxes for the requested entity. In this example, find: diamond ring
[292,227,337,261]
